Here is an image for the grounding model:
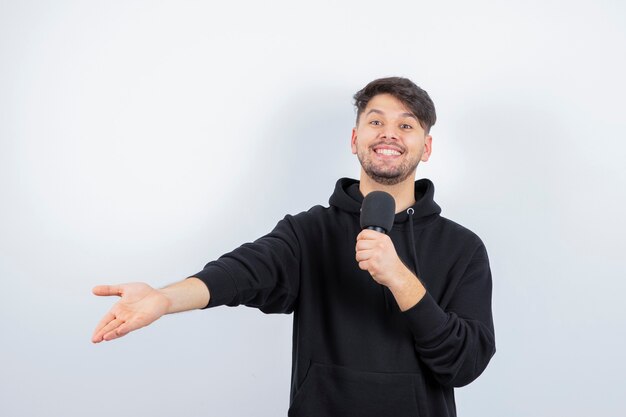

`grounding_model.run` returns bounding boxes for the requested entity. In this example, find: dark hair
[353,77,436,133]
